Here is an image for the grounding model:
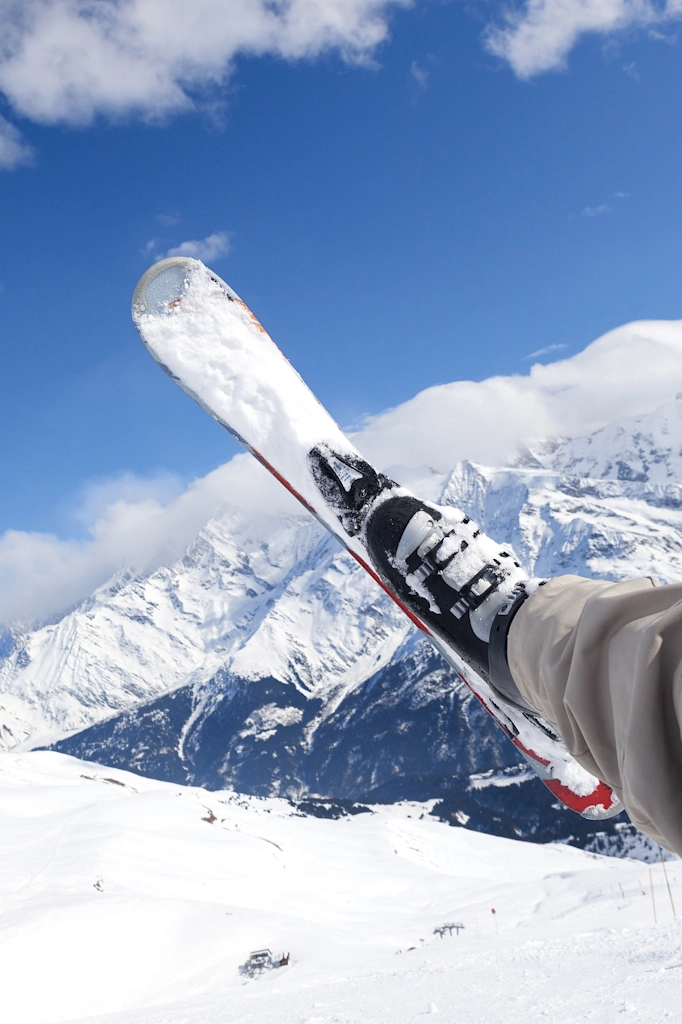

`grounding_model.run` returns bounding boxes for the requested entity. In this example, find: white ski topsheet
[134,259,358,536]
[133,259,617,812]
